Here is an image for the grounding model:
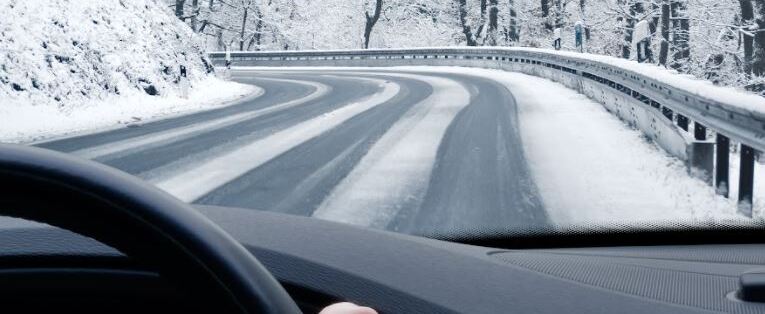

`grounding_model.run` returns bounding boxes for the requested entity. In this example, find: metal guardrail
[208,47,765,215]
